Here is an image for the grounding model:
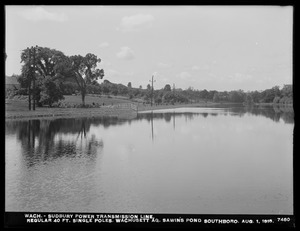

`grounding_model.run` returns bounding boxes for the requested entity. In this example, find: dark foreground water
[5,105,294,214]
